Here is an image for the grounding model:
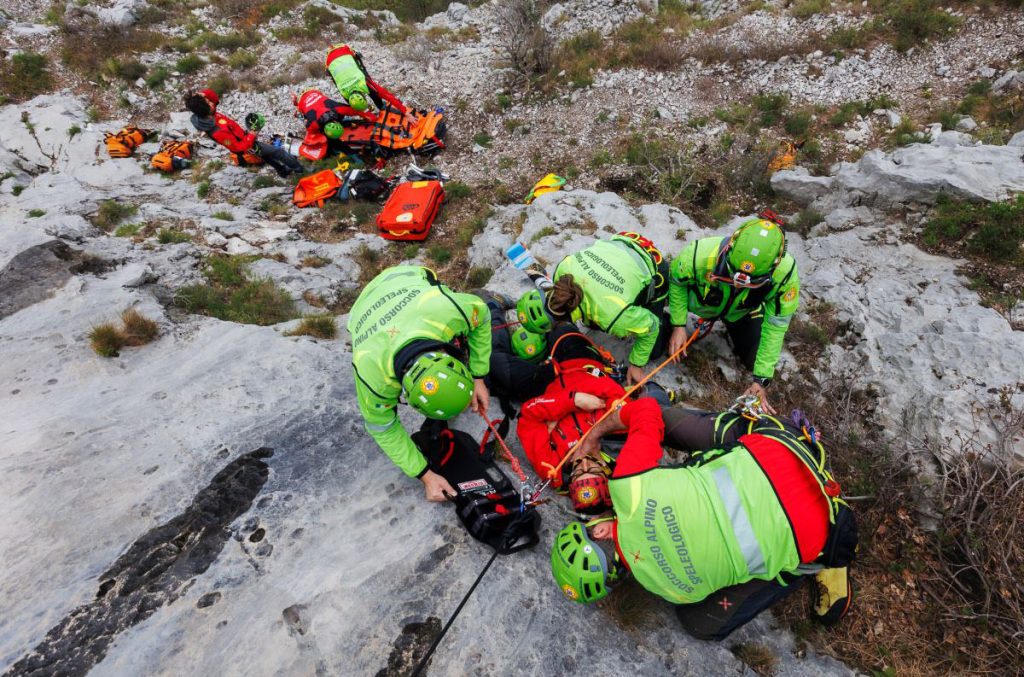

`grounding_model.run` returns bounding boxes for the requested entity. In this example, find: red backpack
[375,180,445,241]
